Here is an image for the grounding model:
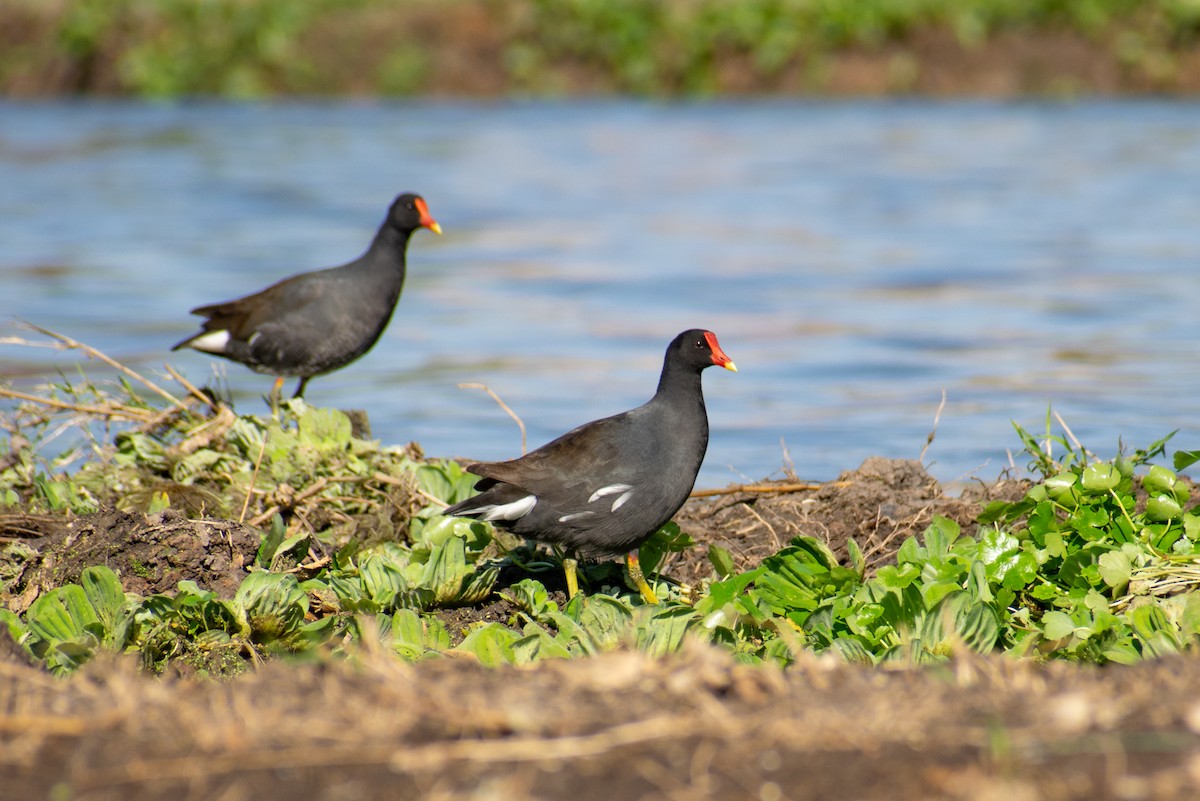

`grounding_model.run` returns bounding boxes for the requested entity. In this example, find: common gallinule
[172,193,441,401]
[444,329,736,604]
